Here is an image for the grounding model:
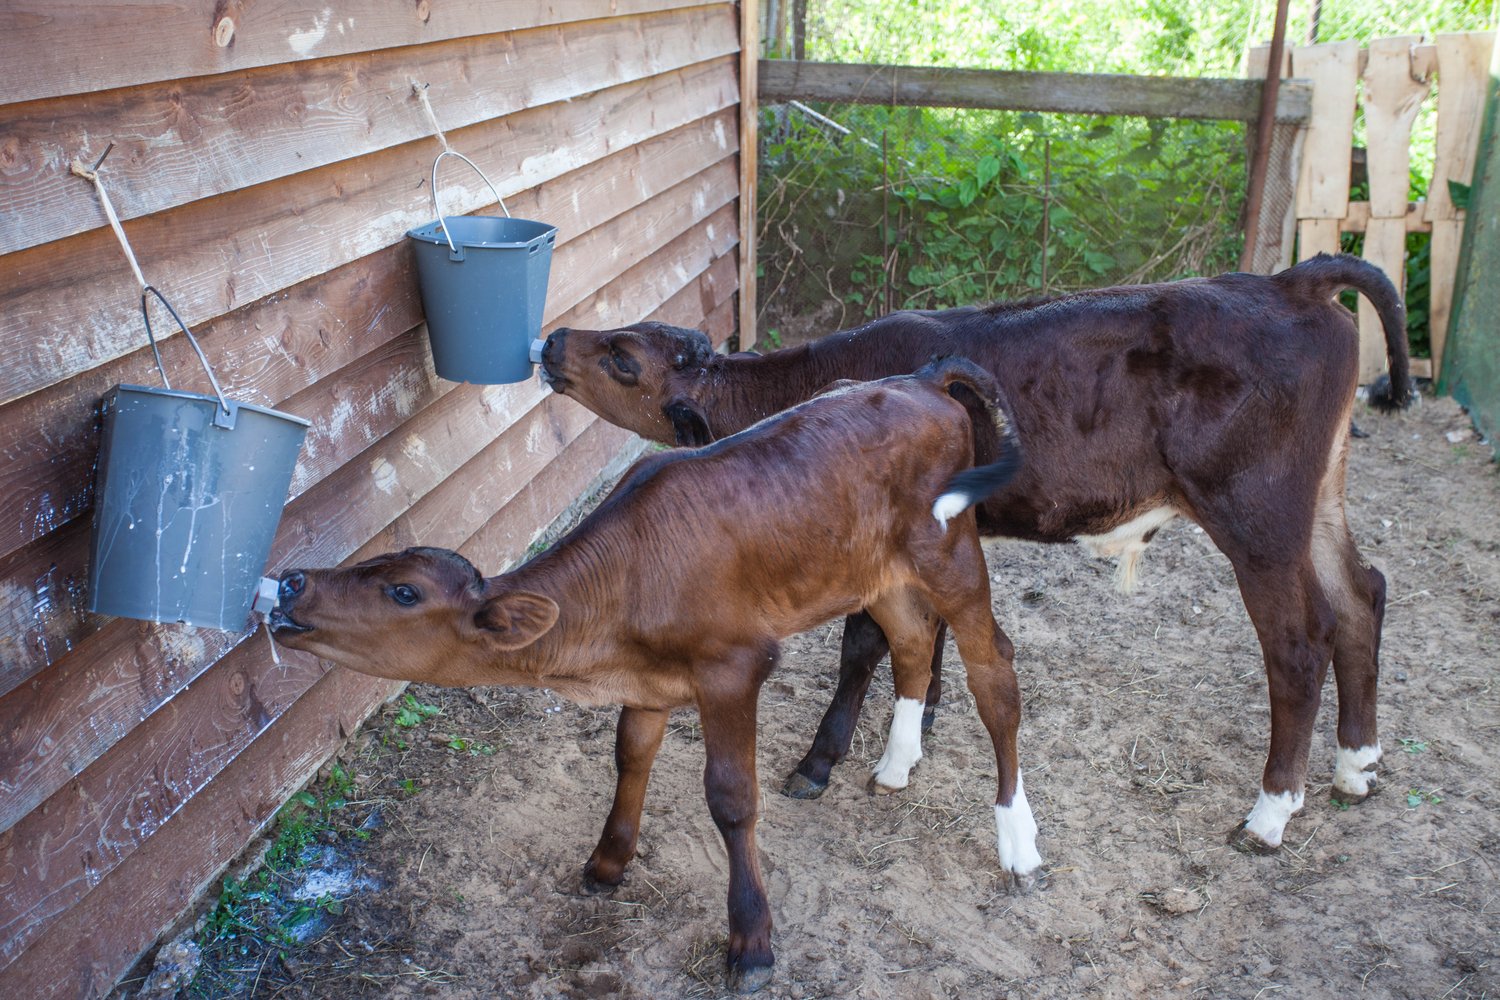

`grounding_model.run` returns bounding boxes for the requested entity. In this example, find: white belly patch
[1074,506,1178,594]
